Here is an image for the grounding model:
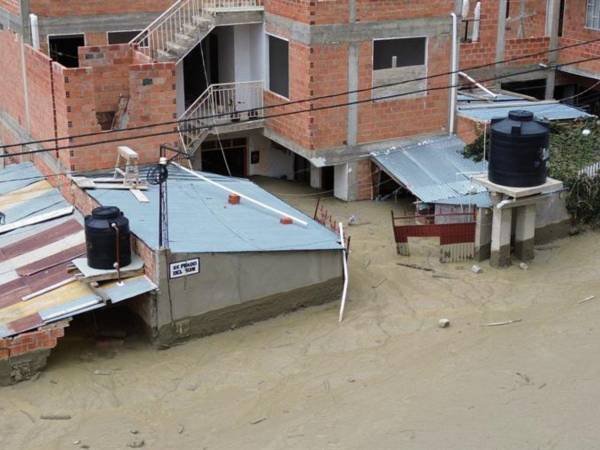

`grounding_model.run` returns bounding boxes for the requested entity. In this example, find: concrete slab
[472,175,563,199]
[73,254,144,282]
